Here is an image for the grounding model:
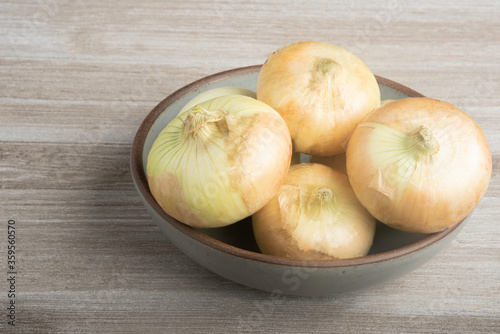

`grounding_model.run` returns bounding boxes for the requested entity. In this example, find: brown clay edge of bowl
[130,64,464,268]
